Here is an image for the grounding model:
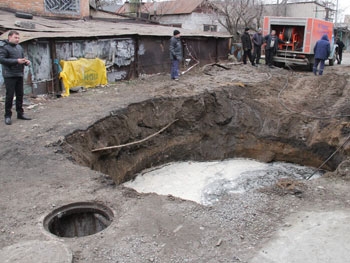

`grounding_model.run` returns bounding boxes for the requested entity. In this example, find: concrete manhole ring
[0,240,73,263]
[43,201,114,238]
